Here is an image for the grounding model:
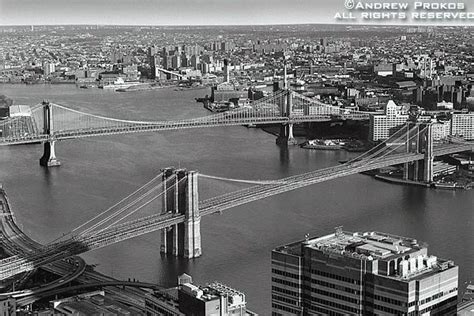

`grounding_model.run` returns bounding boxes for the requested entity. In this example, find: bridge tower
[276,90,298,145]
[423,123,434,183]
[39,100,61,167]
[403,122,434,183]
[160,168,201,258]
